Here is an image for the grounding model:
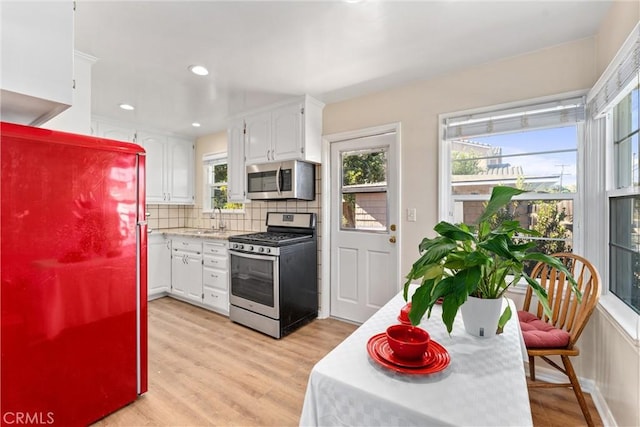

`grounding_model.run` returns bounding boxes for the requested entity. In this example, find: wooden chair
[518,253,601,427]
